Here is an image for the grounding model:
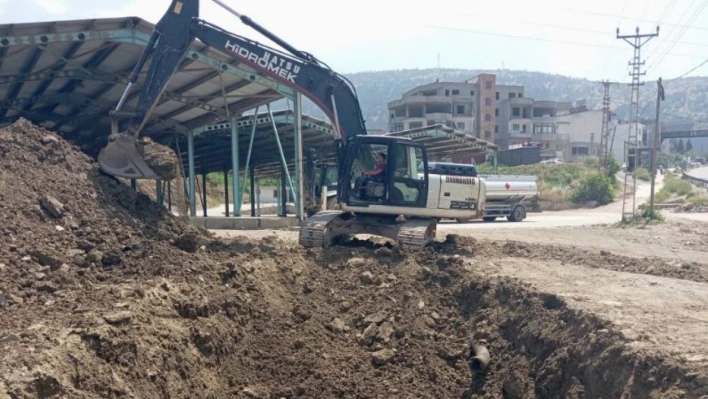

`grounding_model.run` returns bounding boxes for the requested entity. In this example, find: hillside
[287,68,708,130]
